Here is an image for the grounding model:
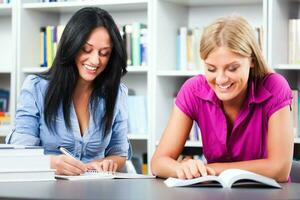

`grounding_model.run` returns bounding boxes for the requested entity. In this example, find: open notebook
[55,171,155,181]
